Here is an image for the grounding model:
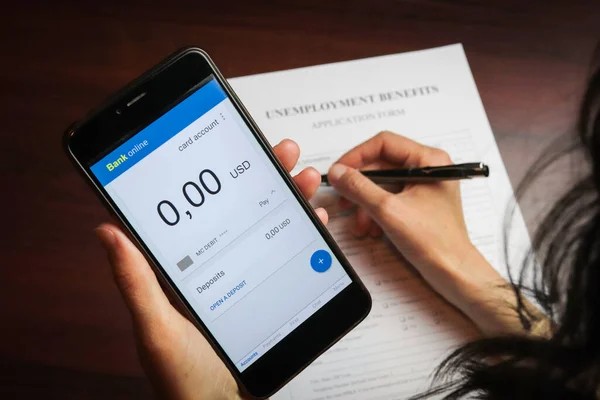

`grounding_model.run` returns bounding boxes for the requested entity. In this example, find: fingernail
[328,164,347,183]
[94,226,116,252]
